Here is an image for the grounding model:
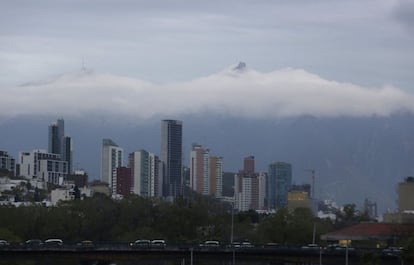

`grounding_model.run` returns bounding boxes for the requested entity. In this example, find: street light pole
[231,198,234,244]
[345,244,348,265]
